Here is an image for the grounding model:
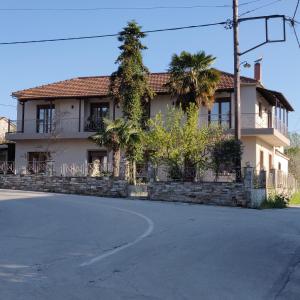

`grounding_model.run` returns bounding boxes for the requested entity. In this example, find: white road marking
[80,205,154,267]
